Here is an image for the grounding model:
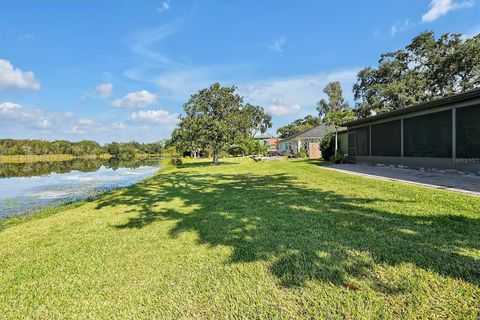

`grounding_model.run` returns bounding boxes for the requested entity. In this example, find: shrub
[332,153,344,164]
[320,132,335,161]
[227,145,244,157]
[282,151,291,158]
[219,150,230,158]
[169,156,183,166]
[299,147,307,158]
